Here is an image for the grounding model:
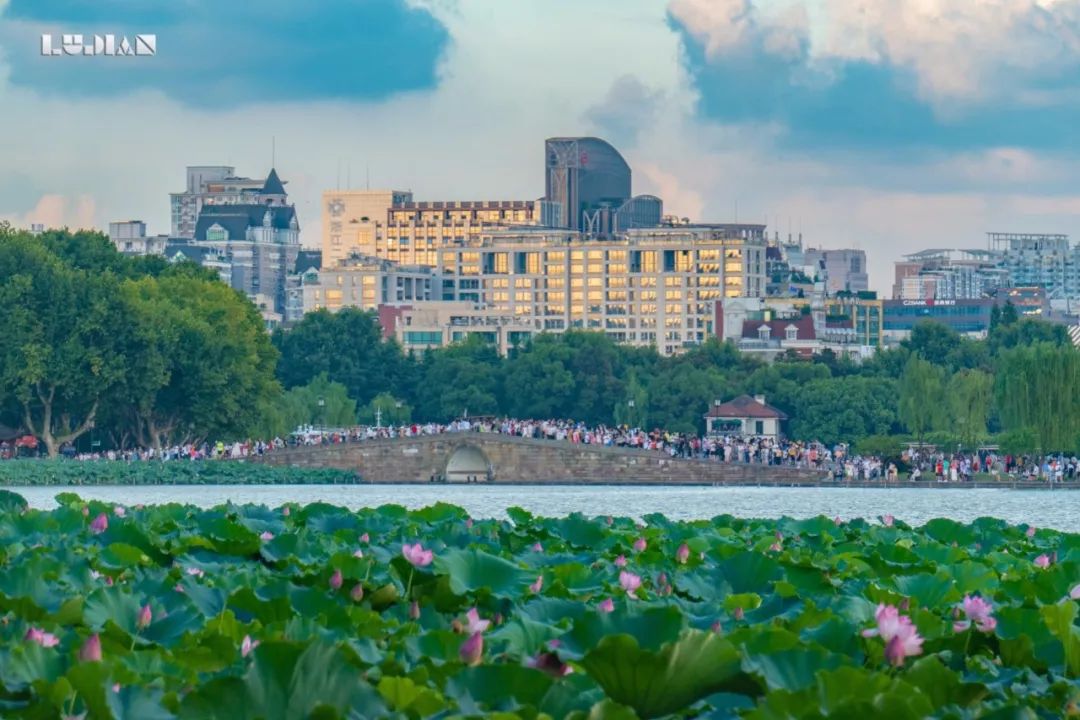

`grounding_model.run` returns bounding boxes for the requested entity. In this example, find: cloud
[668,0,1080,152]
[0,193,97,229]
[0,0,450,107]
[584,75,664,148]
